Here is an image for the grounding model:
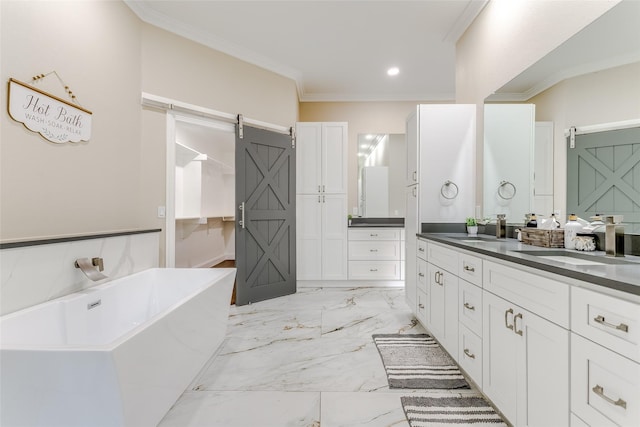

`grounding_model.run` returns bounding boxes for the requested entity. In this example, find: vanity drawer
[417,238,427,261]
[483,260,569,328]
[459,279,482,336]
[348,228,400,241]
[426,242,458,274]
[459,252,483,287]
[349,240,400,260]
[571,333,639,427]
[458,323,482,388]
[417,258,428,293]
[572,286,639,363]
[348,261,400,280]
